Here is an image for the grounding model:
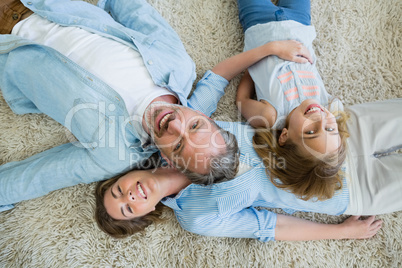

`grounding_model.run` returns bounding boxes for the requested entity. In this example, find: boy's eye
[306,130,315,134]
